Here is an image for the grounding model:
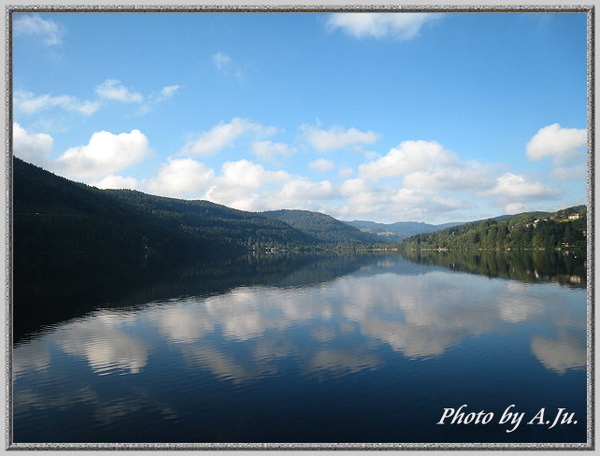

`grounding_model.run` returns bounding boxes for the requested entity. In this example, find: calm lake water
[12,251,588,445]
